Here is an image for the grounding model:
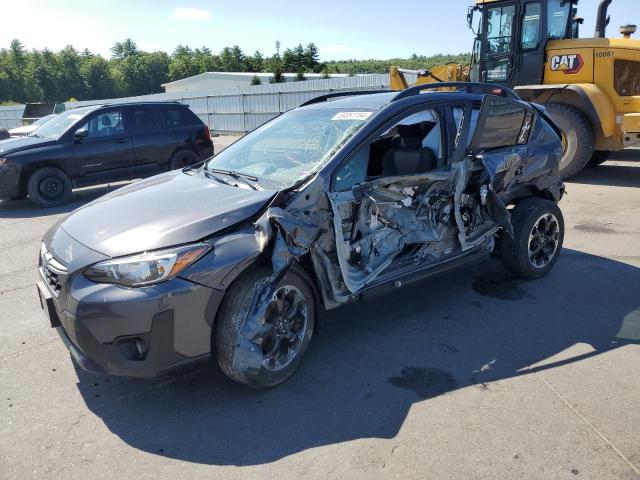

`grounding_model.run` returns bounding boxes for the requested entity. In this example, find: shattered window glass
[208,108,373,188]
